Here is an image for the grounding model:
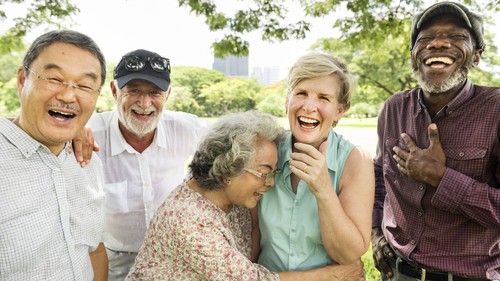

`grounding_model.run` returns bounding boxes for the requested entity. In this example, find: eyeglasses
[121,55,170,72]
[244,167,279,183]
[24,66,100,95]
